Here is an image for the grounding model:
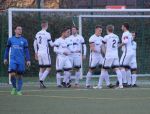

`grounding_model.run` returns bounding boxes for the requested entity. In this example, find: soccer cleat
[107,84,115,88]
[86,85,91,89]
[74,84,80,88]
[11,88,16,95]
[40,81,46,88]
[115,85,123,89]
[69,80,72,83]
[17,91,22,96]
[57,85,62,88]
[123,83,128,87]
[93,86,102,89]
[61,82,67,88]
[116,81,119,87]
[66,83,71,88]
[132,84,138,87]
[127,84,132,88]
